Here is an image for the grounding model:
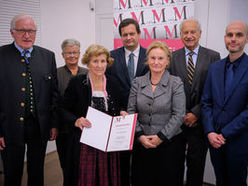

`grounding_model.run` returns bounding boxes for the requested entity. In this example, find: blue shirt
[185,45,200,67]
[14,42,33,58]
